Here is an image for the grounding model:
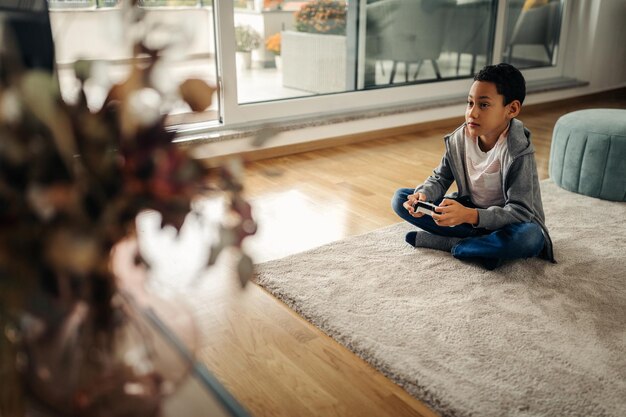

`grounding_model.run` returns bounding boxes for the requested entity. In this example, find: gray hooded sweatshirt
[415,118,555,262]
